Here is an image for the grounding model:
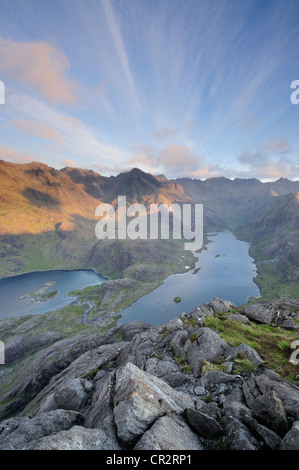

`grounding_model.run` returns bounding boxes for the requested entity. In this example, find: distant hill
[237,192,299,300]
[0,160,298,299]
[177,176,299,227]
